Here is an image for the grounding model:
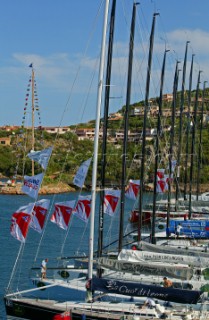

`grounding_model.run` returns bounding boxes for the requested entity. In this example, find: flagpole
[31,66,35,176]
[88,0,109,281]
